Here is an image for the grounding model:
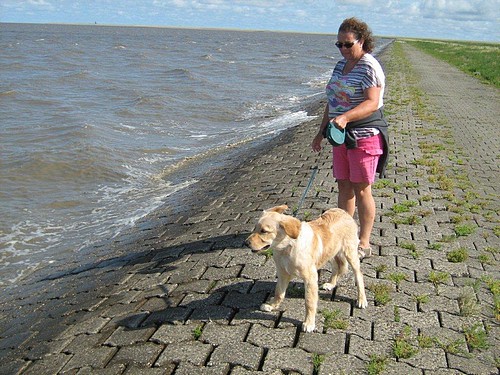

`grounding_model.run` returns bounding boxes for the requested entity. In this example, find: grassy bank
[404,39,499,88]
